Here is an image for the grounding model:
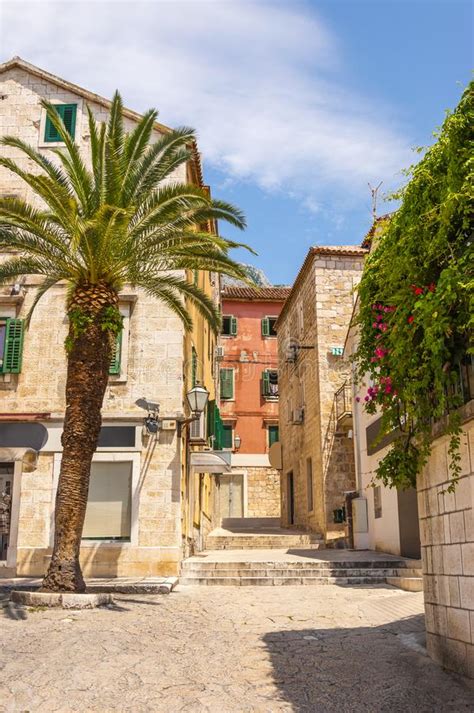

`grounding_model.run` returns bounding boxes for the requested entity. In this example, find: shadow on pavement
[262,614,474,712]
